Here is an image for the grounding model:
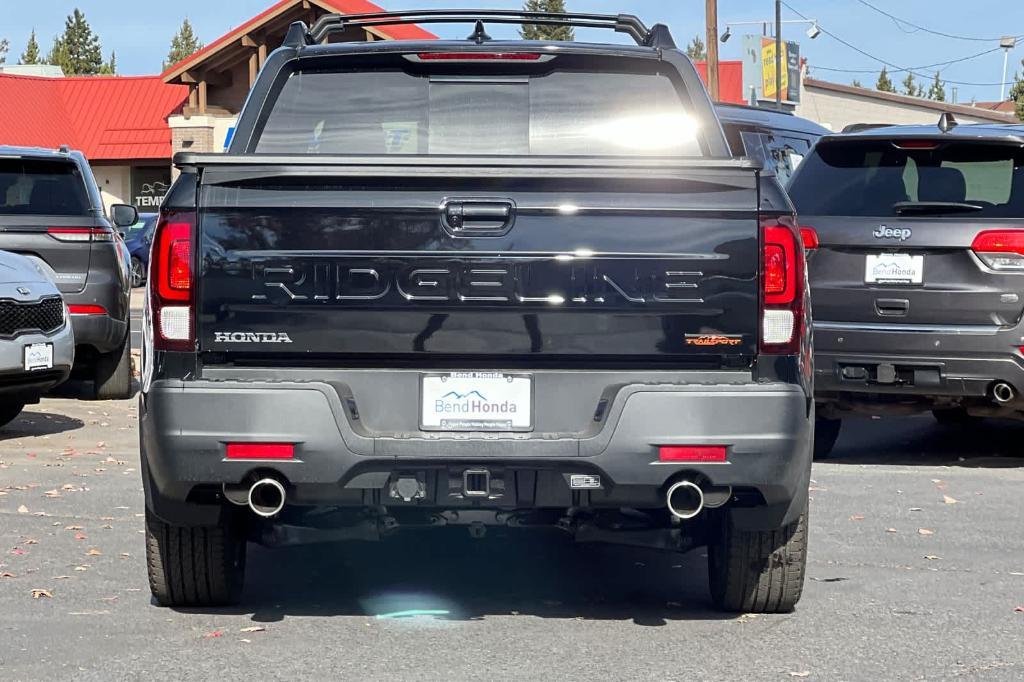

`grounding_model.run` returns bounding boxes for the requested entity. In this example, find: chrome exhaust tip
[666,480,705,520]
[248,477,286,518]
[992,382,1015,404]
